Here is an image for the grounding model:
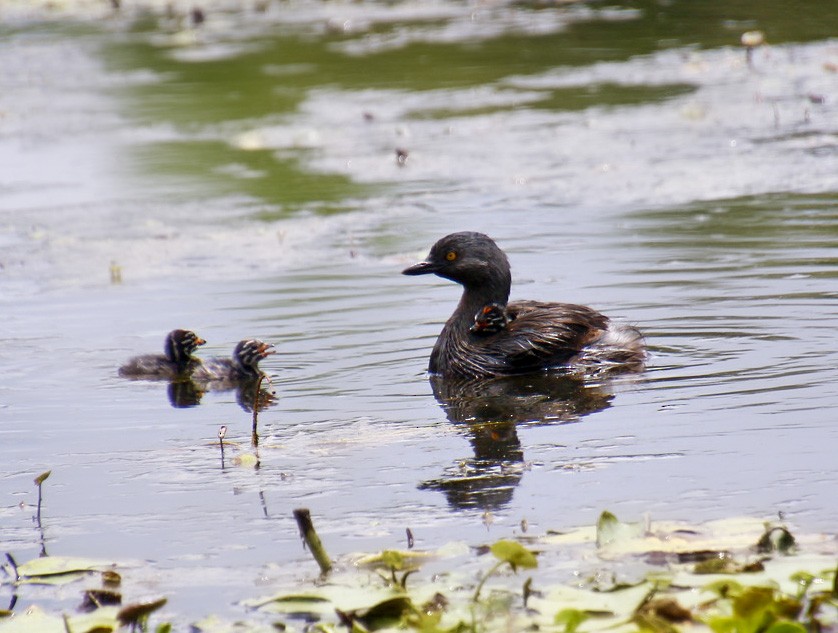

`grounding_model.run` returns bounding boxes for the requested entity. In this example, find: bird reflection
[420,373,613,511]
[166,378,277,412]
[167,379,205,408]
